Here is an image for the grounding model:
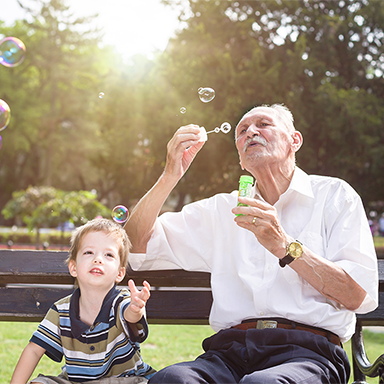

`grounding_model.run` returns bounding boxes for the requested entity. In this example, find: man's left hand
[232,196,290,259]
